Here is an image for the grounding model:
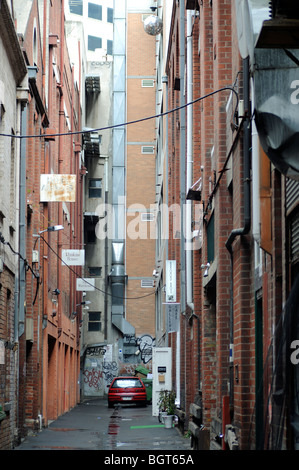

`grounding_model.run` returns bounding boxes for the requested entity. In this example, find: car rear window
[111,378,143,388]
